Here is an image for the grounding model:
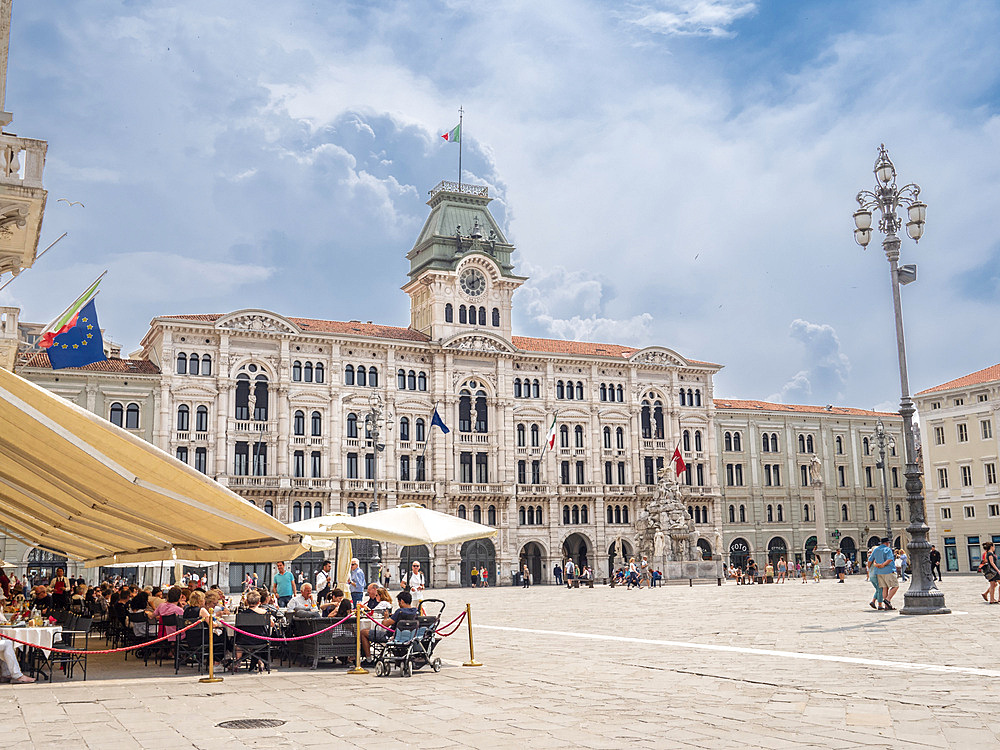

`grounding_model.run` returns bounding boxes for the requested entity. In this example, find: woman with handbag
[981,542,1000,603]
